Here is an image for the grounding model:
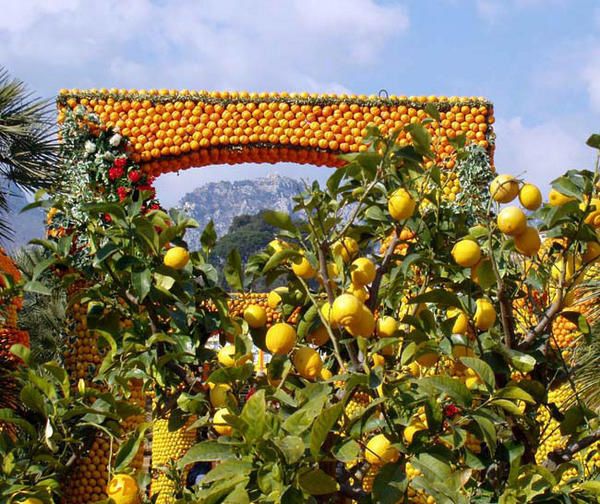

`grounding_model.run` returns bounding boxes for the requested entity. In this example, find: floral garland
[48,106,159,267]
